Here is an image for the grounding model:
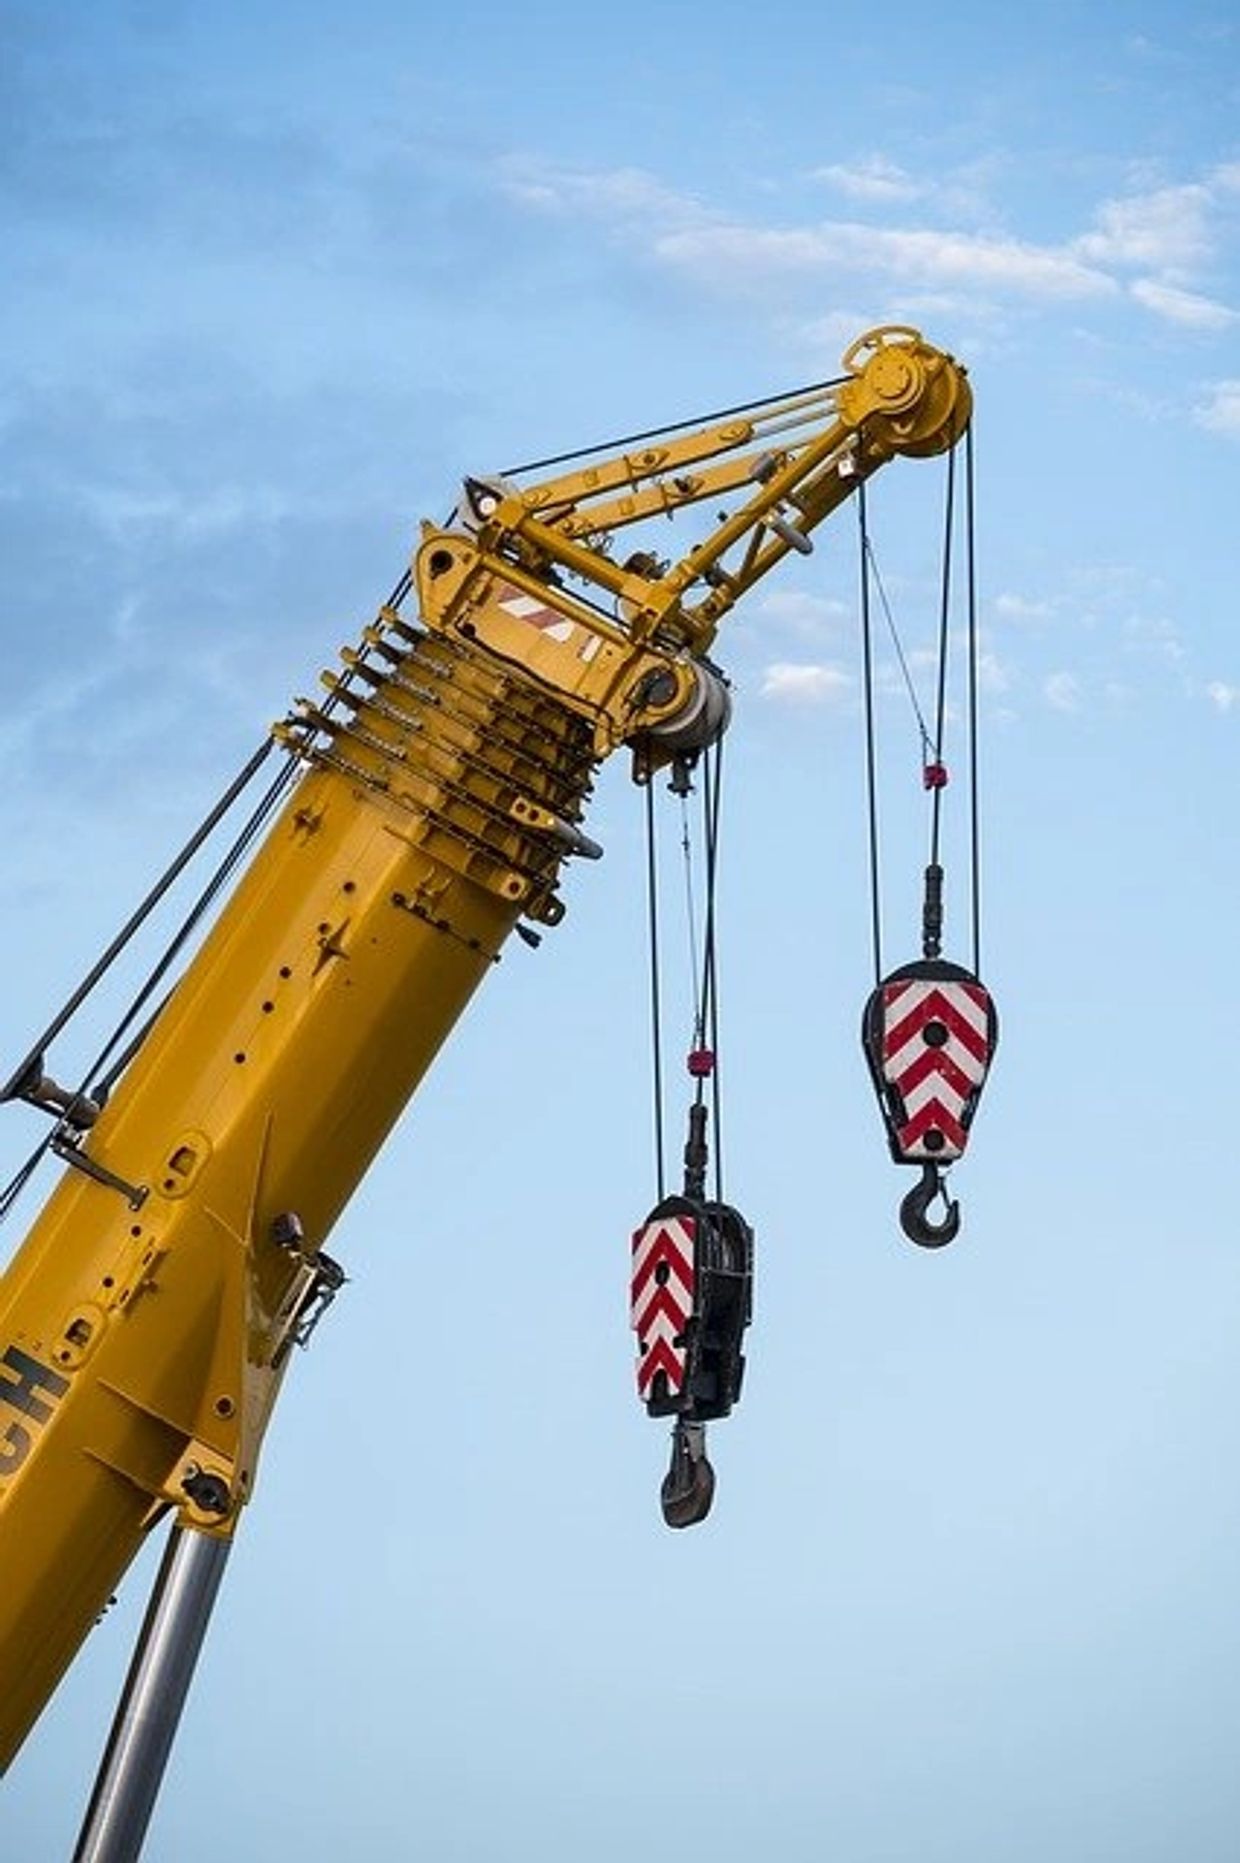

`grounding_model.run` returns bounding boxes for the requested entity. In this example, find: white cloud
[1194,380,1240,436]
[1130,277,1236,329]
[1068,169,1240,333]
[1044,671,1081,712]
[791,310,886,358]
[812,157,921,204]
[1124,614,1184,661]
[812,153,1007,224]
[655,221,1114,301]
[761,661,853,703]
[978,651,1010,693]
[497,160,707,234]
[994,591,1053,623]
[1074,184,1213,271]
[755,588,848,636]
[499,162,1118,307]
[1207,680,1240,711]
[80,483,297,541]
[499,157,1238,348]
